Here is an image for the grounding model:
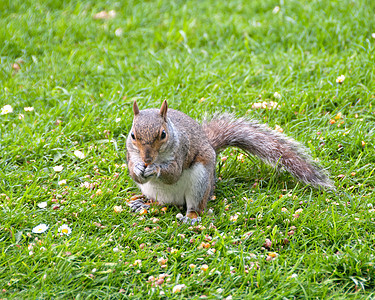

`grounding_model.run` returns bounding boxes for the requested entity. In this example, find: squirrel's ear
[133,100,140,116]
[159,100,168,121]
